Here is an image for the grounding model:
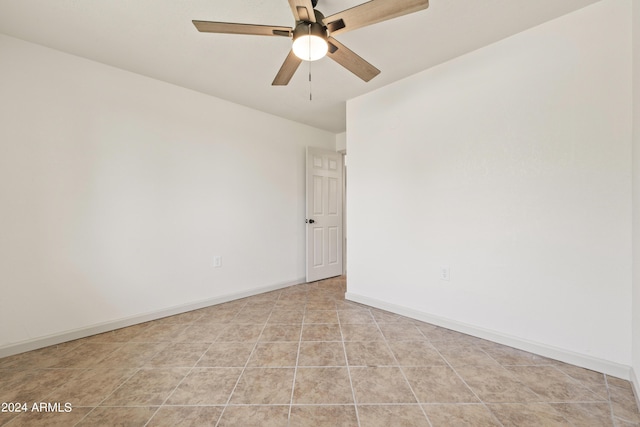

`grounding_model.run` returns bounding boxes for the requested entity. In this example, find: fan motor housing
[293,21,327,41]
